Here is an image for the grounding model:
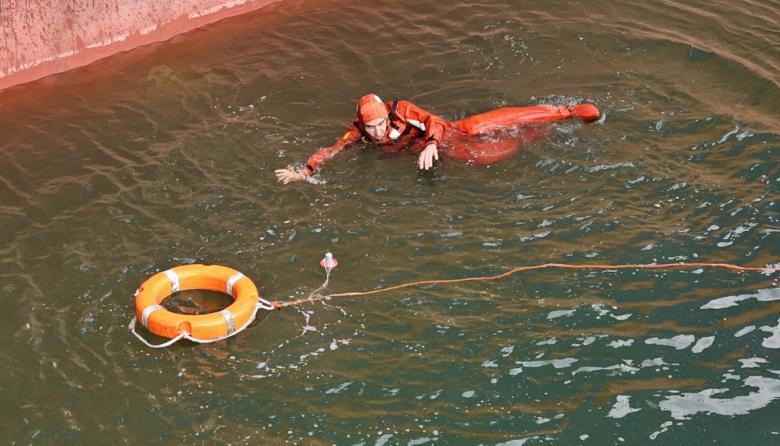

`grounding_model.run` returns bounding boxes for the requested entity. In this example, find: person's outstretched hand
[275,166,308,184]
[418,143,439,170]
